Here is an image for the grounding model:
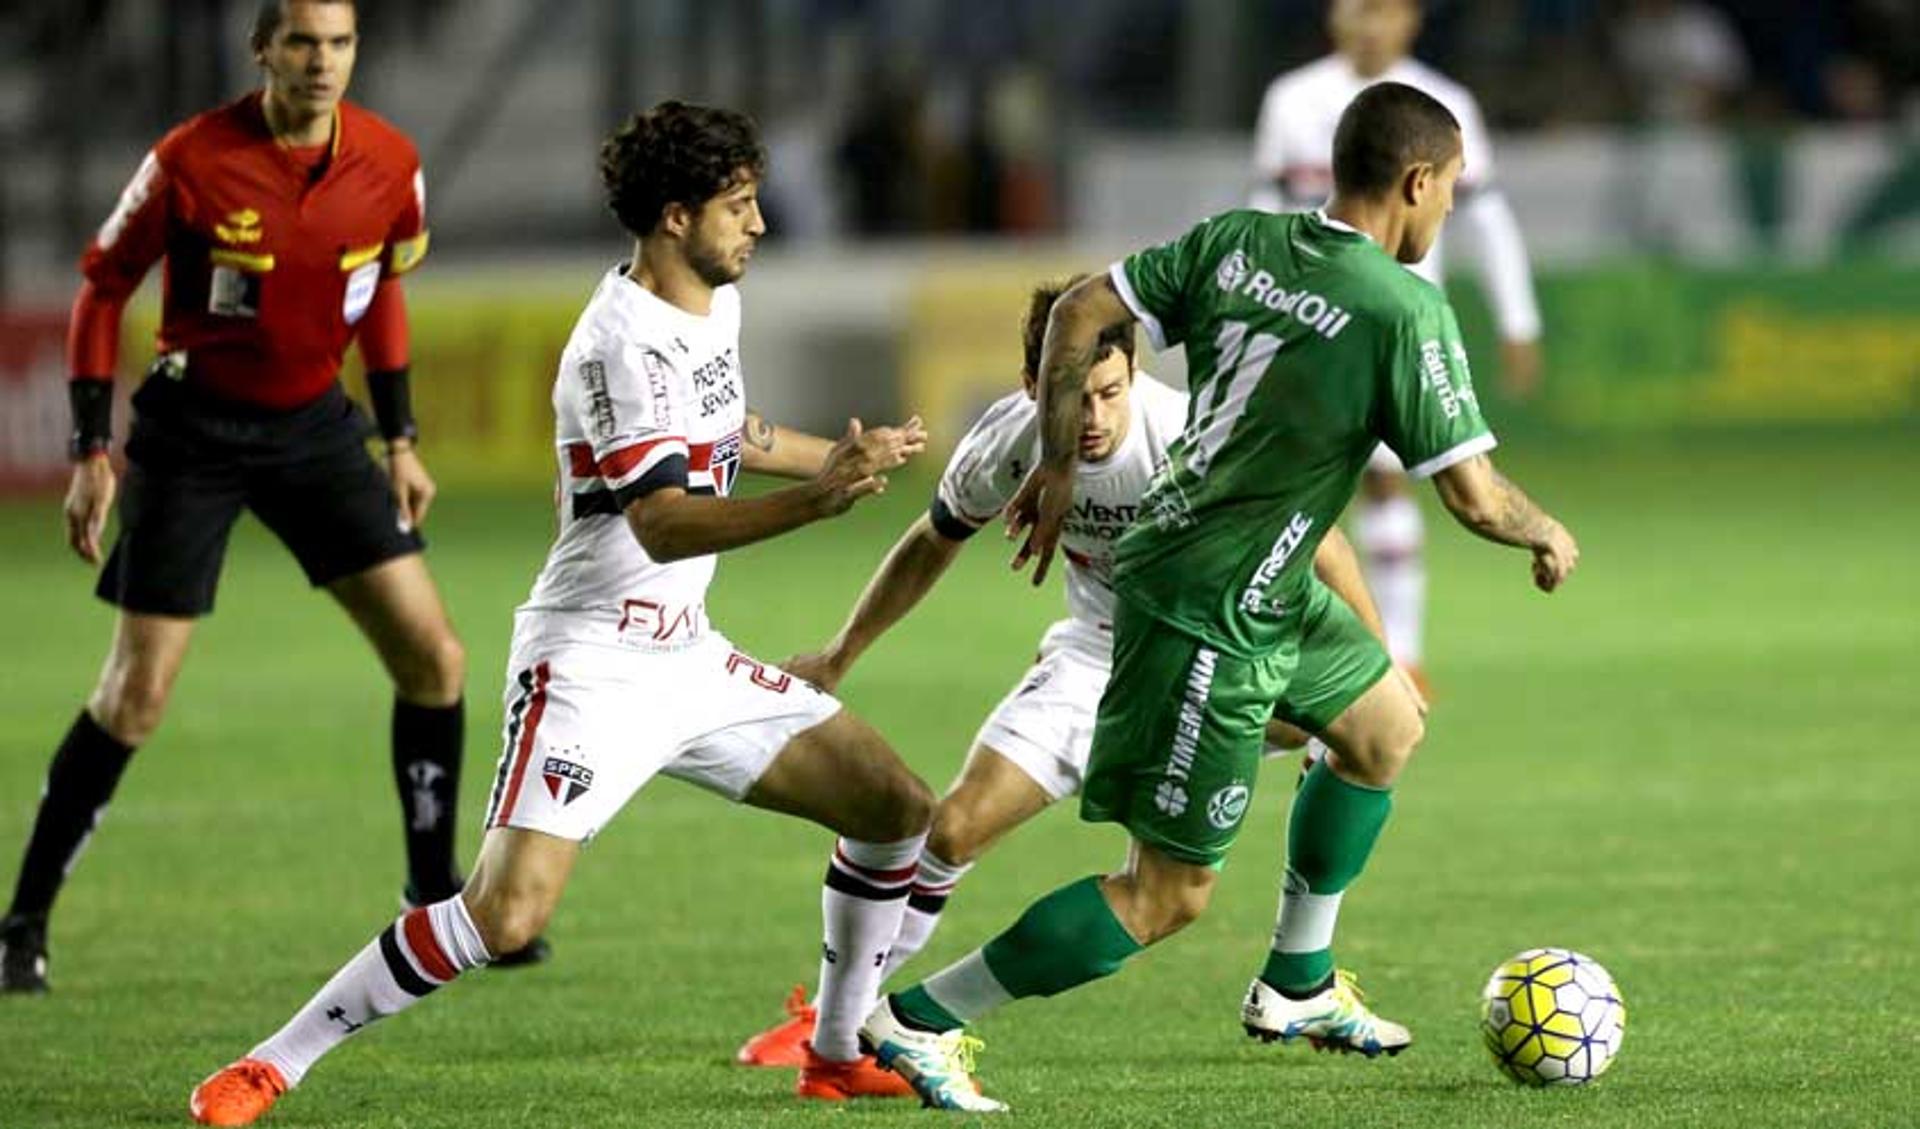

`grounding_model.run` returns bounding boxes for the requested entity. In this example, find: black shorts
[97,377,425,617]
